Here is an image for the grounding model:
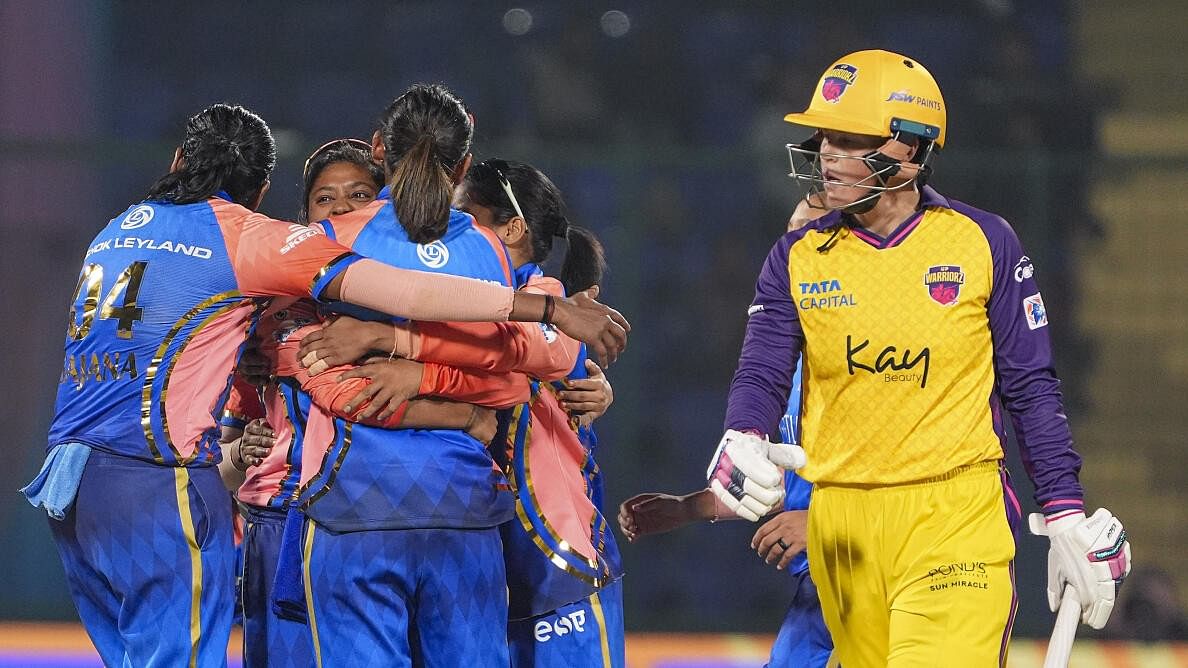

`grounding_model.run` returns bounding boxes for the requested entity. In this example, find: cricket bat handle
[1043,587,1080,668]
